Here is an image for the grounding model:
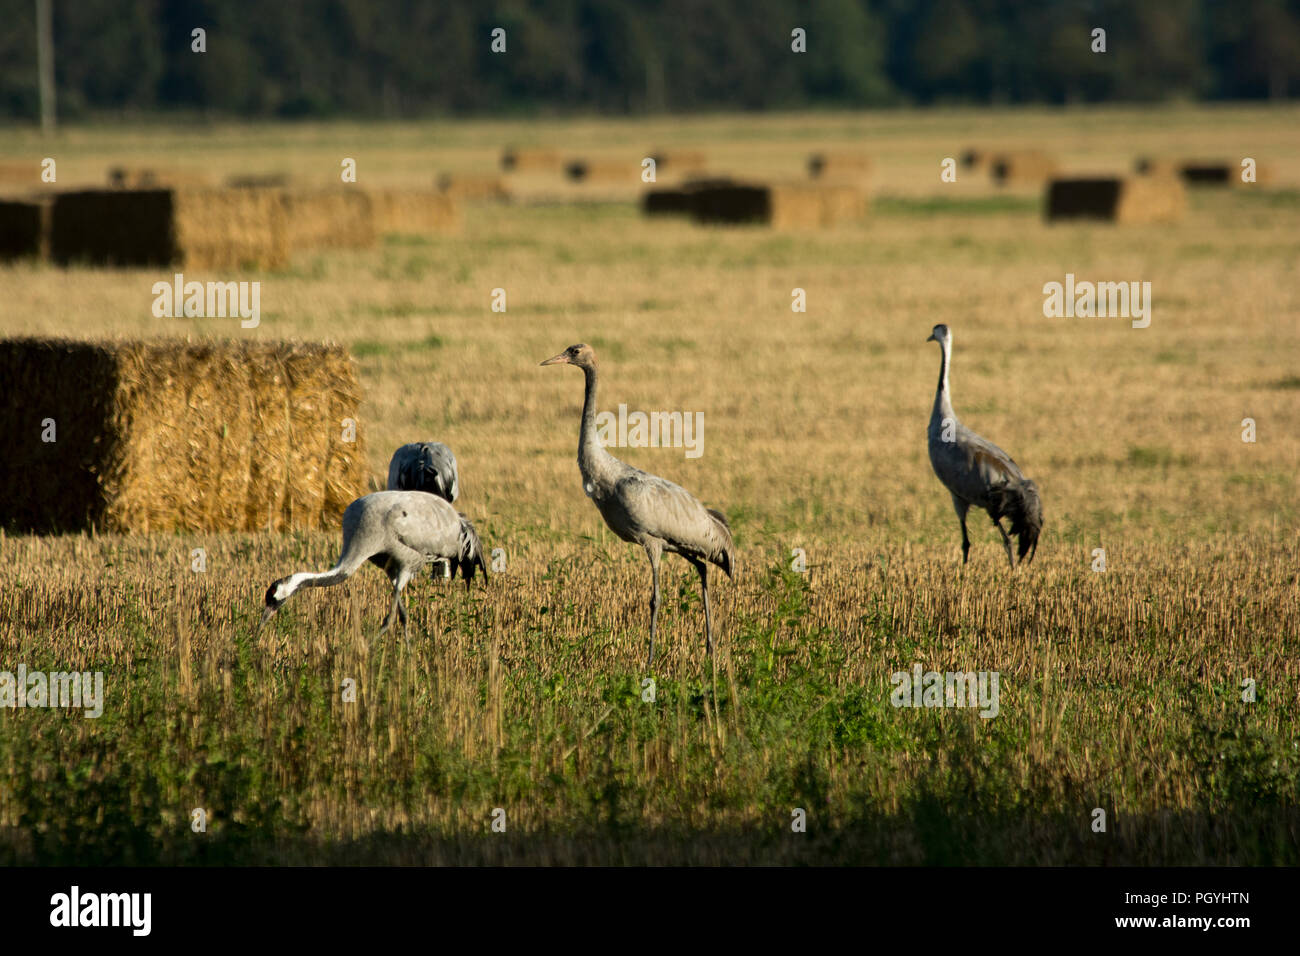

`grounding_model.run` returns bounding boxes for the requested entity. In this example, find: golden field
[0,105,1297,863]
